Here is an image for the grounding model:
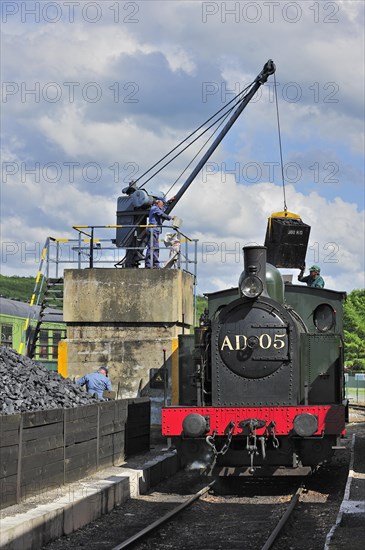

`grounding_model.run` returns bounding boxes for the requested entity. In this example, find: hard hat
[309,265,320,273]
